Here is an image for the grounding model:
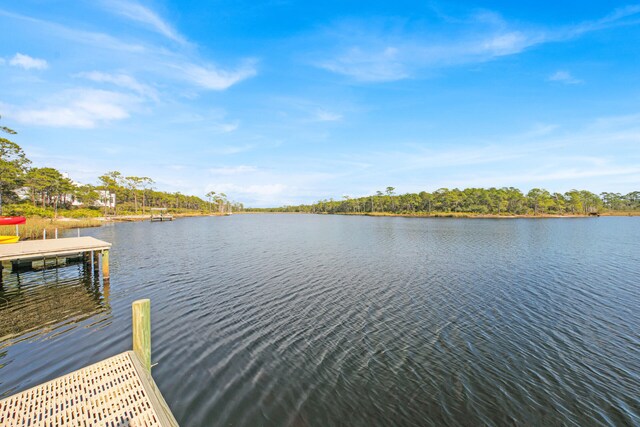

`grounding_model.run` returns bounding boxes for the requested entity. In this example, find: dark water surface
[1,215,639,426]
